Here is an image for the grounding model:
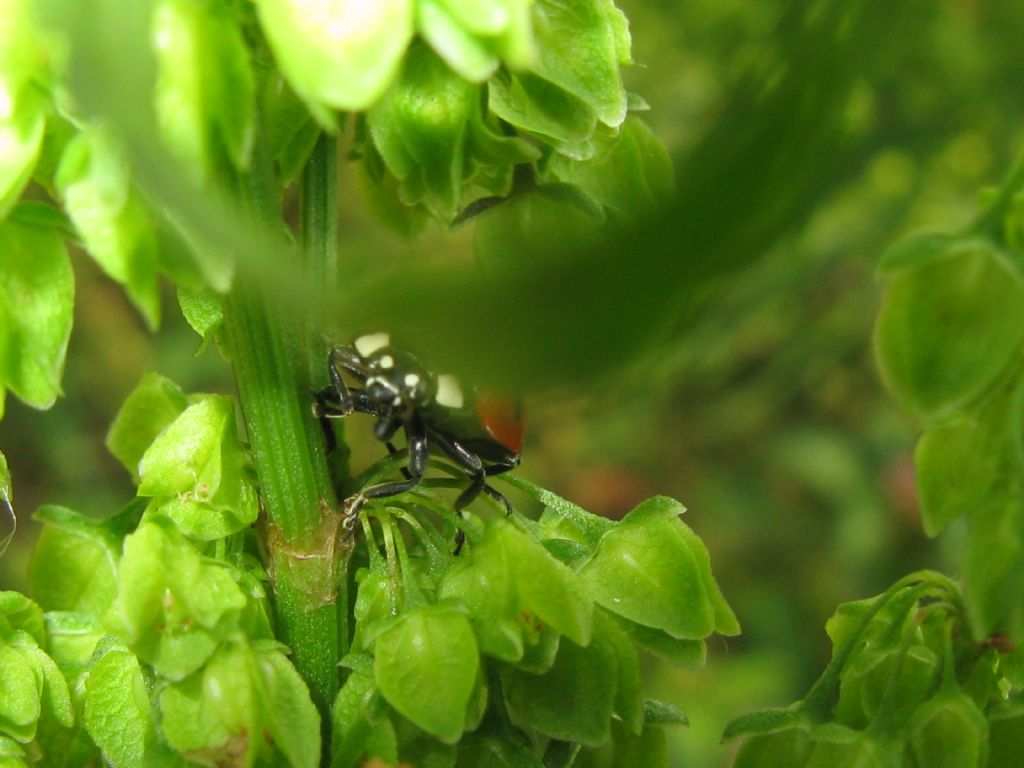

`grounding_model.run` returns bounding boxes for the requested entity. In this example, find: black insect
[313,333,523,553]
